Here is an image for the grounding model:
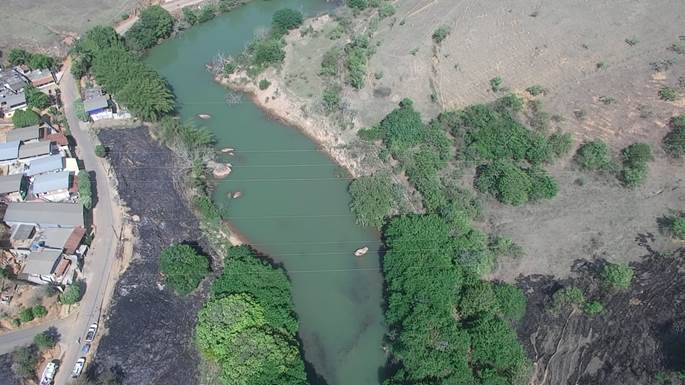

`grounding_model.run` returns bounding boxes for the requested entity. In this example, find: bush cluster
[619,142,653,188]
[346,35,372,89]
[575,140,613,171]
[349,174,395,228]
[78,170,93,209]
[8,49,55,69]
[663,114,685,157]
[124,5,174,52]
[272,8,304,34]
[159,244,209,295]
[475,161,558,205]
[601,262,634,290]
